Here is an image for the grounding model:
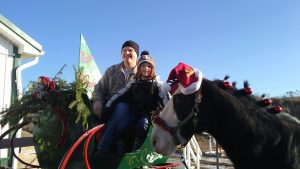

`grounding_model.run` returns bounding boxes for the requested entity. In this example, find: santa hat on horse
[161,62,203,95]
